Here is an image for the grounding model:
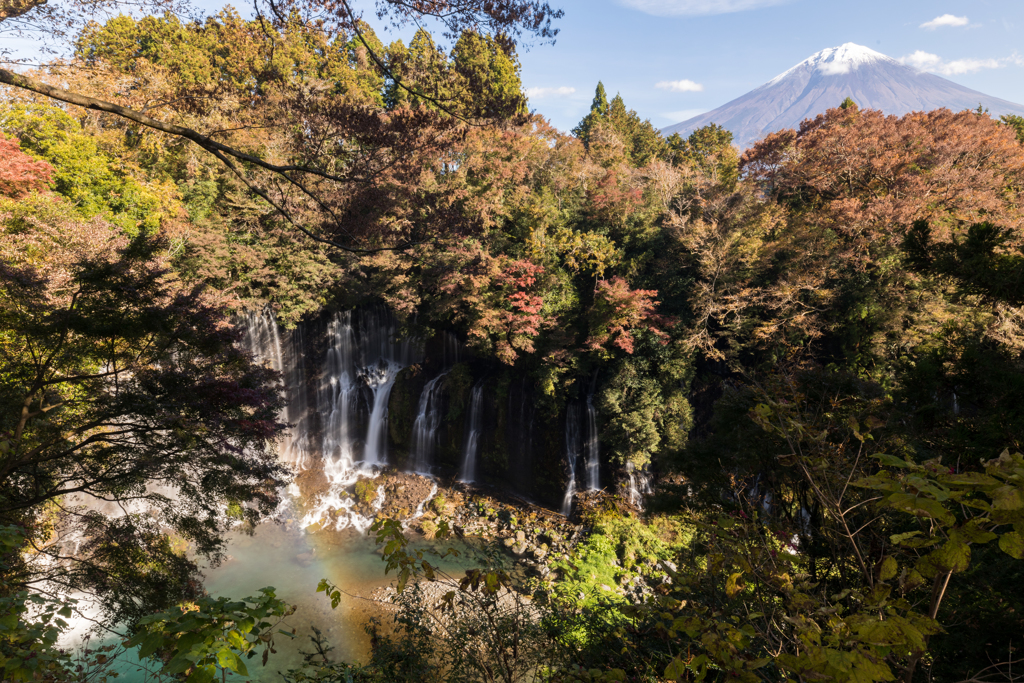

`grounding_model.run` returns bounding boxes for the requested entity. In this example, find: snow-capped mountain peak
[662,43,1024,151]
[768,43,894,84]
